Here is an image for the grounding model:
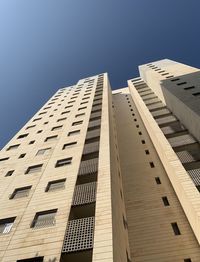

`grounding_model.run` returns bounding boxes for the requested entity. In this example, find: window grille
[31,209,57,228]
[46,179,66,192]
[72,182,96,206]
[55,158,72,167]
[0,217,15,234]
[176,151,195,163]
[62,217,95,253]
[187,169,200,186]
[10,186,31,199]
[25,164,43,174]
